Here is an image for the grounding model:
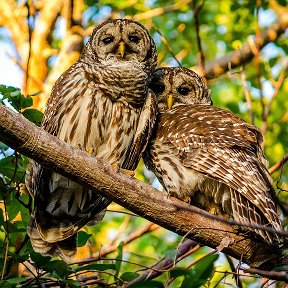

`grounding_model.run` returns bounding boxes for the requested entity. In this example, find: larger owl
[144,67,283,245]
[25,19,157,261]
